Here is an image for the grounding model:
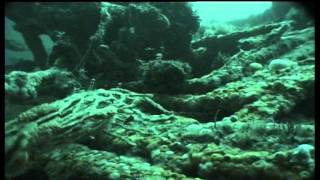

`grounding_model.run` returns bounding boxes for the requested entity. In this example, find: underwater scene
[5,2,315,180]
